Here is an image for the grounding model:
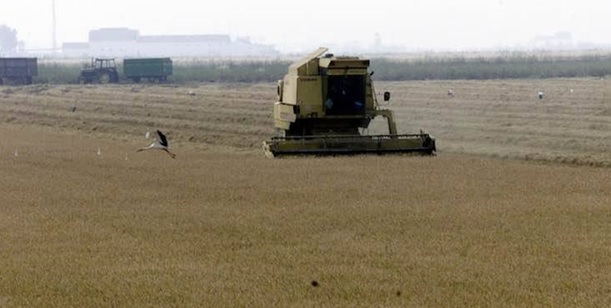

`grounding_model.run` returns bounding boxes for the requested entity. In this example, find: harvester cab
[263,47,436,157]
